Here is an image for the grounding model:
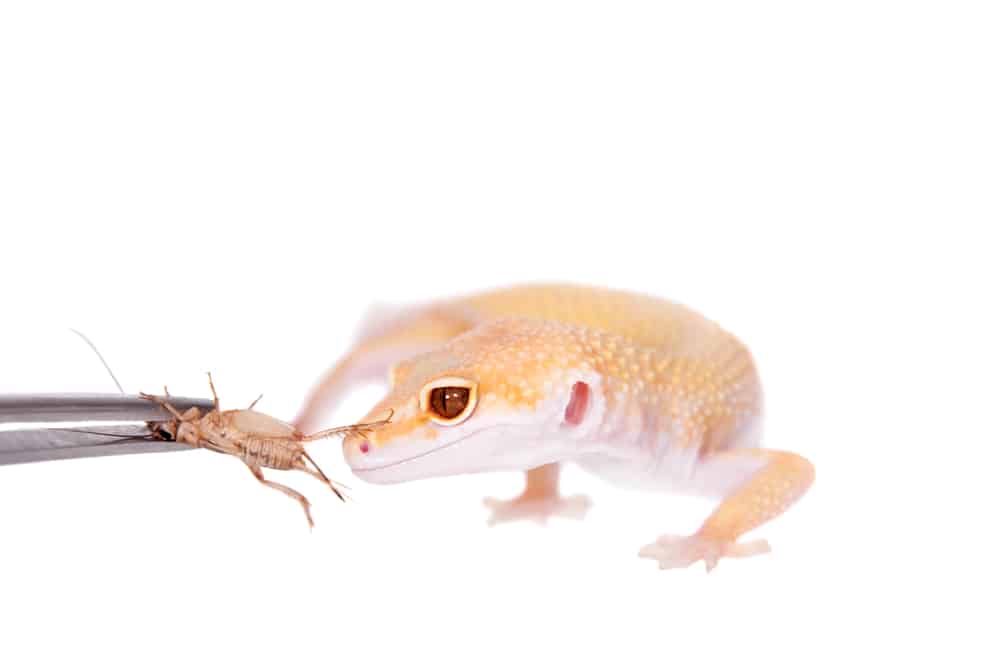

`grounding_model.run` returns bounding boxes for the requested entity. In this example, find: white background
[1,1,997,665]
